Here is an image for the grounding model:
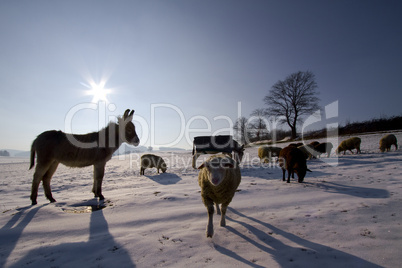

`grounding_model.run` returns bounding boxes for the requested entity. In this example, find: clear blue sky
[1,0,401,151]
